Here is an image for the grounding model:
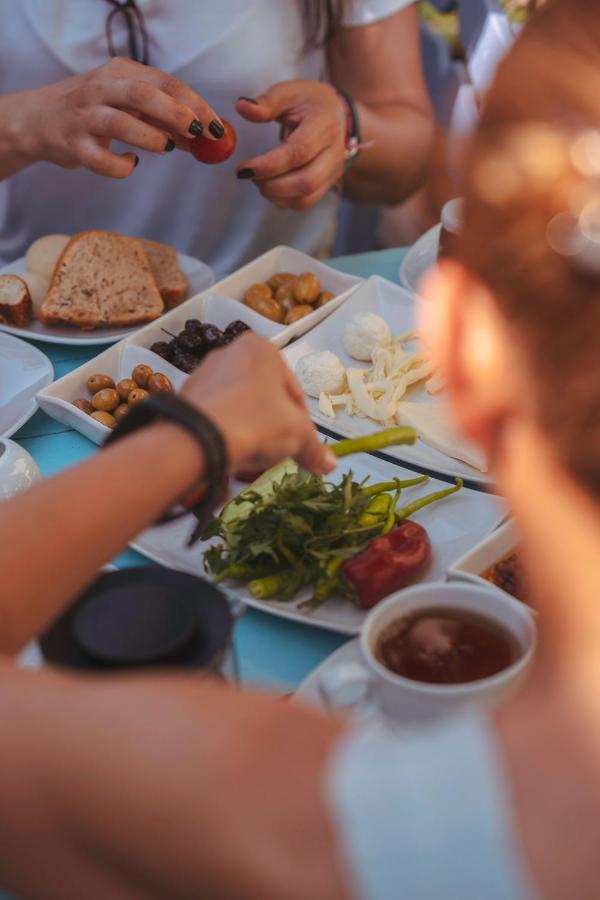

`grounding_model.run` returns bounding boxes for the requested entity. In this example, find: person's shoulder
[340,0,415,28]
